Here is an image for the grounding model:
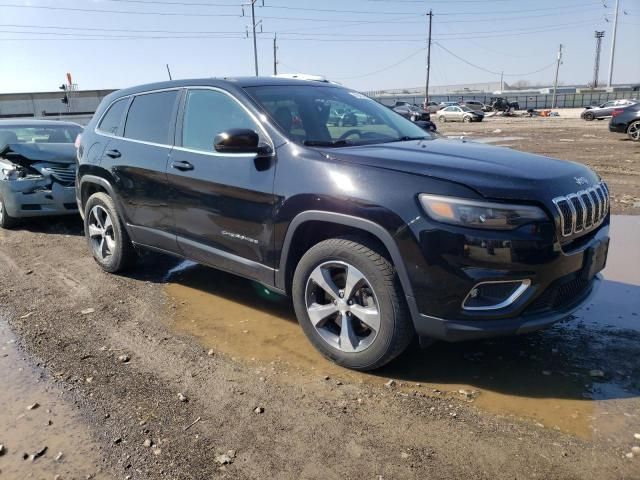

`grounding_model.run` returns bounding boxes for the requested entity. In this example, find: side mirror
[214,128,271,155]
